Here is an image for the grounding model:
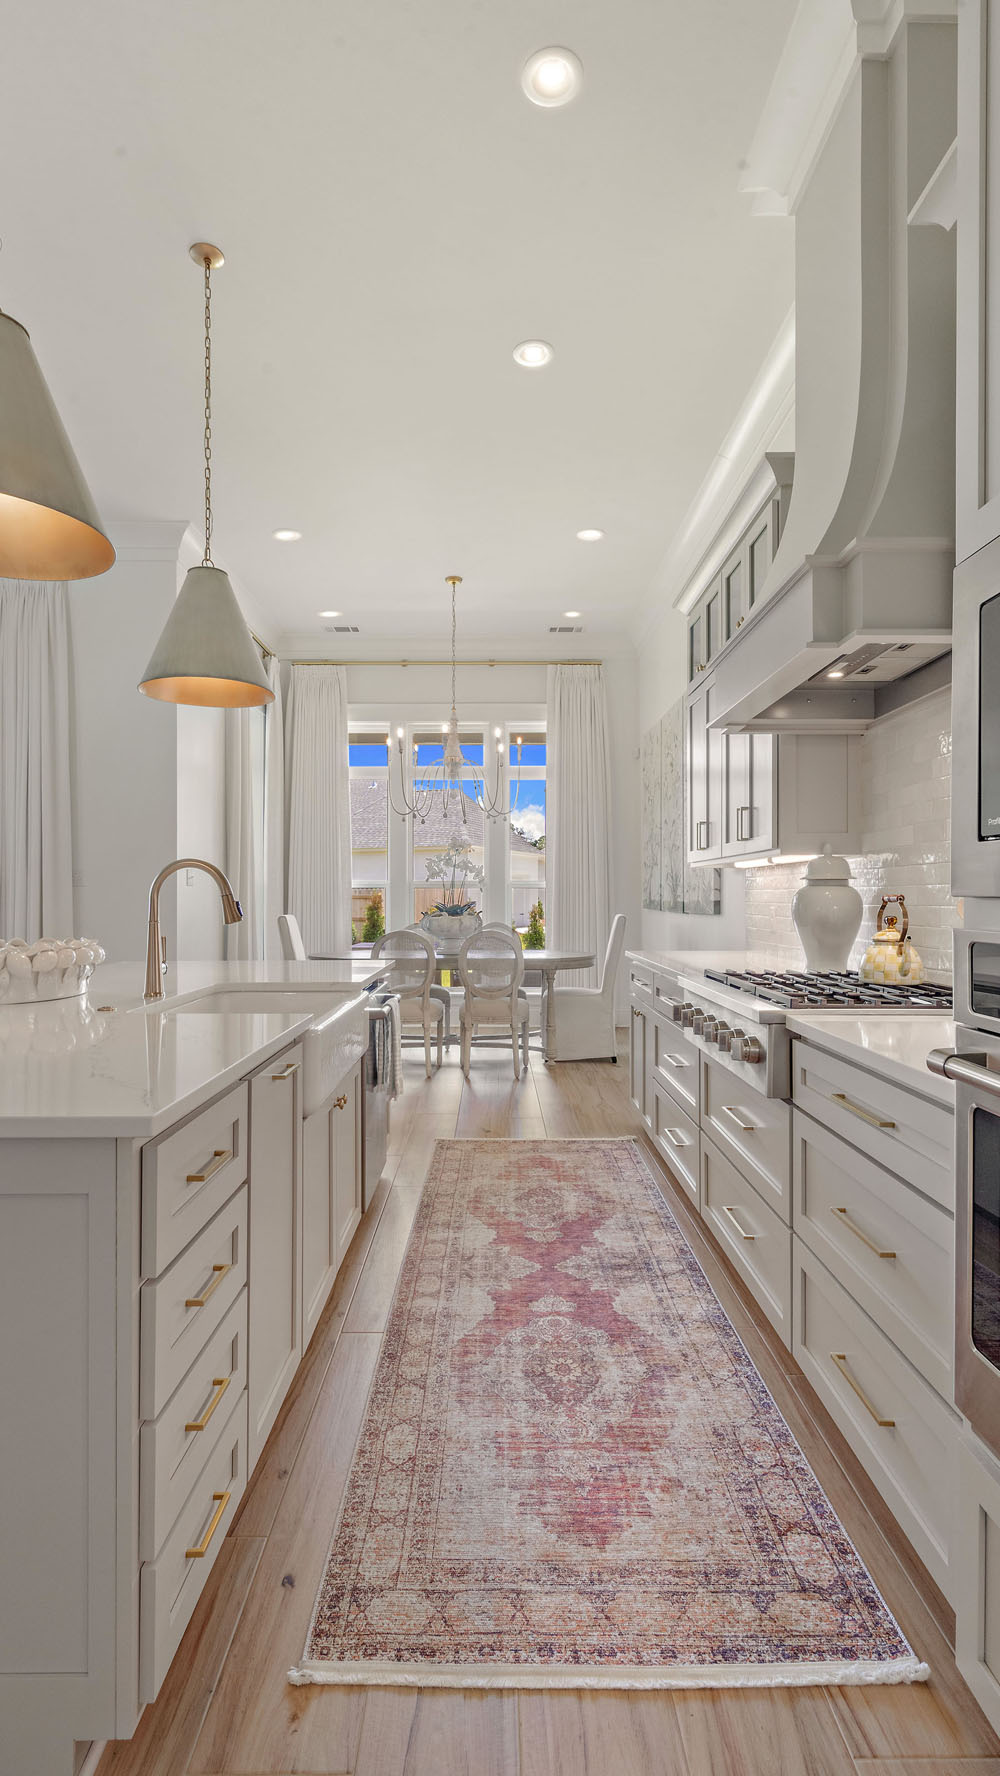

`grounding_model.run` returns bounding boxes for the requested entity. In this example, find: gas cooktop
[701,967,954,1012]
